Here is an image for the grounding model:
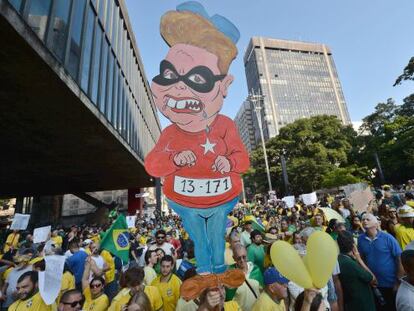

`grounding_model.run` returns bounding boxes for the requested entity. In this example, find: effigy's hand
[174,150,197,167]
[212,156,231,174]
